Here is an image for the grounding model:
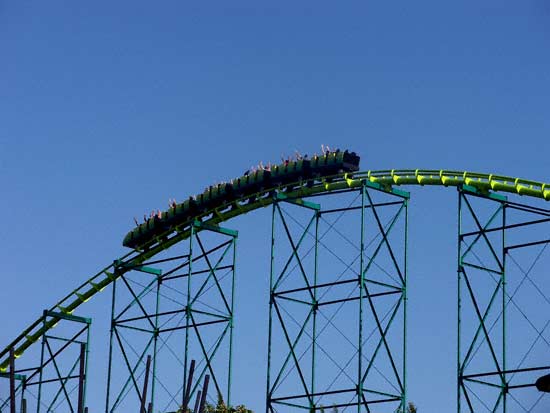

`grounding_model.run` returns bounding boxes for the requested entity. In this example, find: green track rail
[2,169,549,371]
